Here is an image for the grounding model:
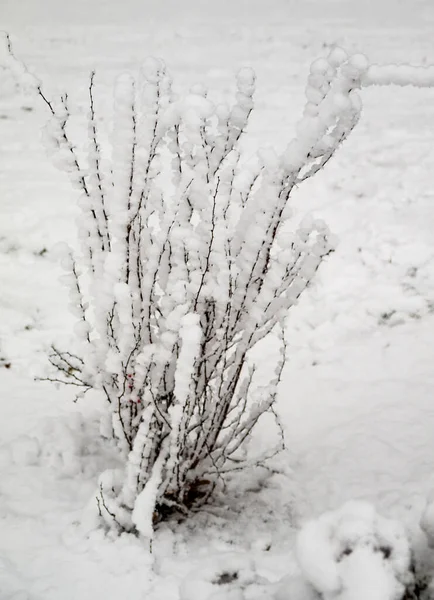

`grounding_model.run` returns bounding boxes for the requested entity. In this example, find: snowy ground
[1,0,434,598]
